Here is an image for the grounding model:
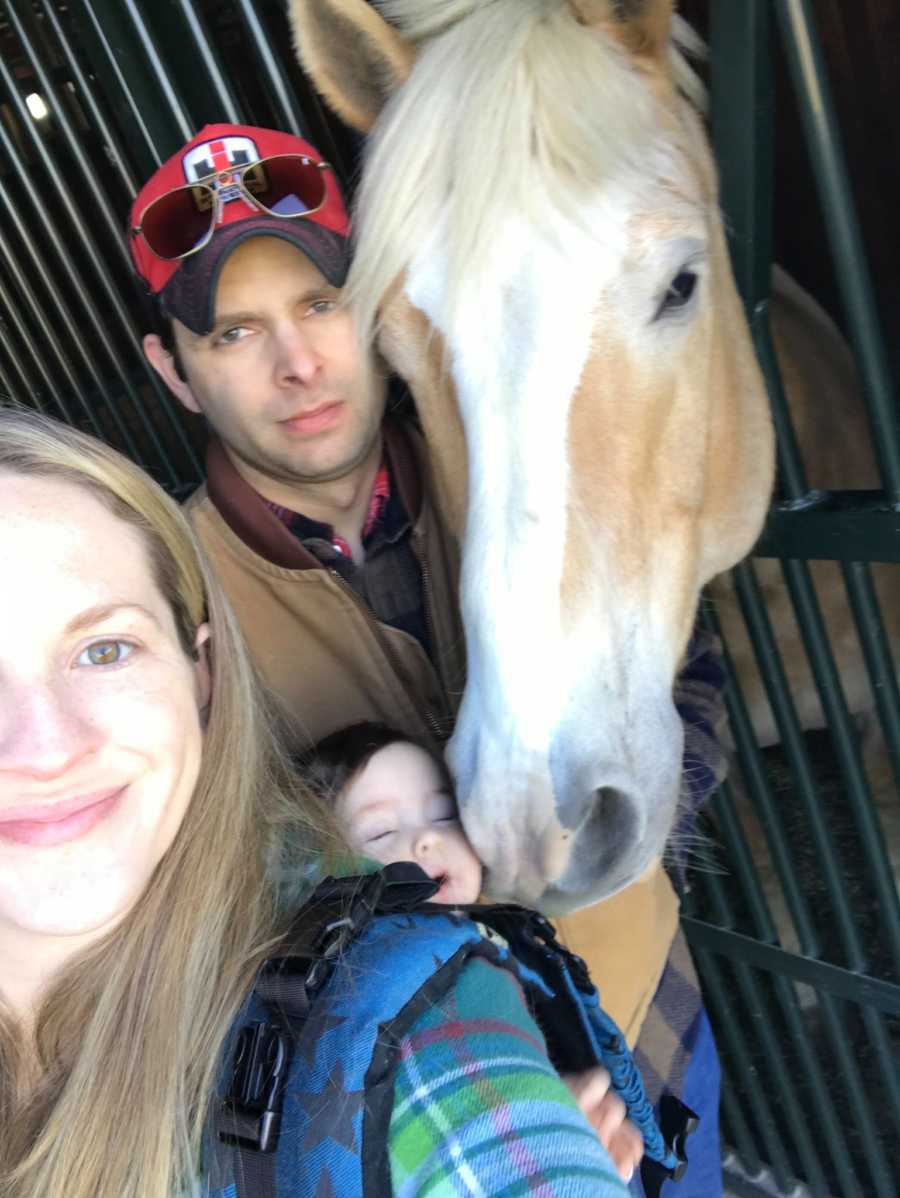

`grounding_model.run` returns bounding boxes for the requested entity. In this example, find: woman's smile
[0,787,126,847]
[0,472,208,945]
